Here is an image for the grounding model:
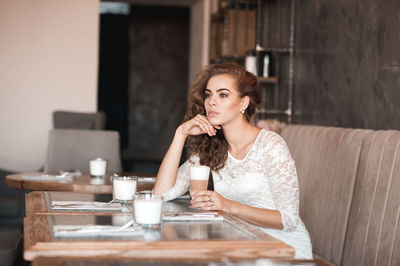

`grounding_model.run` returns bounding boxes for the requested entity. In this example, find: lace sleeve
[264,133,300,232]
[162,156,200,201]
